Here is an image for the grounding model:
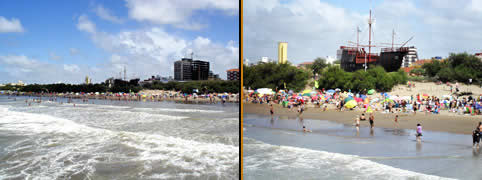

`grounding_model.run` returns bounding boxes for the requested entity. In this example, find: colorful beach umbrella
[344,100,357,108]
